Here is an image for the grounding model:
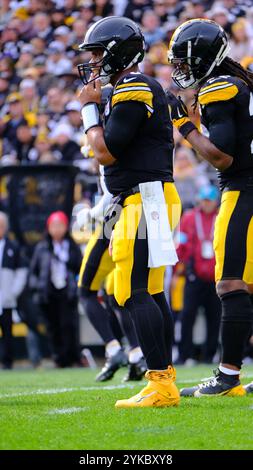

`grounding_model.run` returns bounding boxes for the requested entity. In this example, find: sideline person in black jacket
[0,211,27,369]
[29,211,82,367]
